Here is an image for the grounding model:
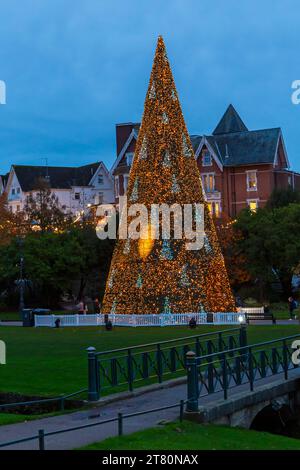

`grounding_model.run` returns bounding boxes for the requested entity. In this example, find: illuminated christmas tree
[102,36,236,315]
